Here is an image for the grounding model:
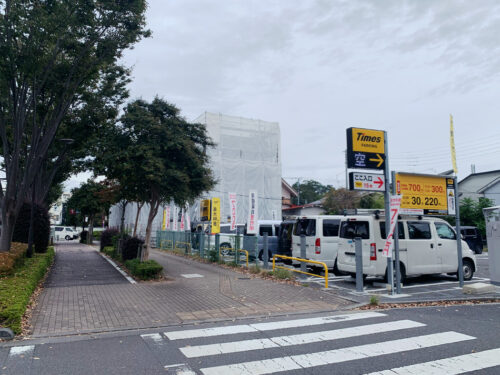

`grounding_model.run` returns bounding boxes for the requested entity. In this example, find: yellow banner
[351,128,385,153]
[162,208,166,230]
[211,198,220,234]
[450,114,458,174]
